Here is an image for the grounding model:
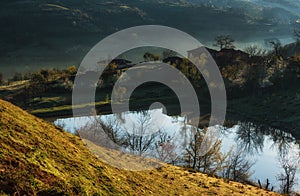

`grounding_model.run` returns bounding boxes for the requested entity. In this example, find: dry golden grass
[83,139,163,171]
[0,99,282,195]
[83,139,281,196]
